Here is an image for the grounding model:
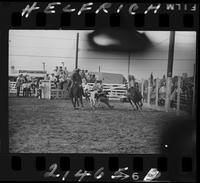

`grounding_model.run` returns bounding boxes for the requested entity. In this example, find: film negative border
[0,1,199,182]
[9,12,197,29]
[0,155,196,181]
[0,2,198,30]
